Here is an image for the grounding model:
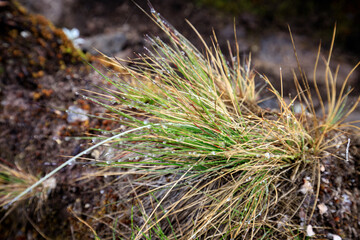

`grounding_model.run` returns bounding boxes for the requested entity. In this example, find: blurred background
[17,0,360,96]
